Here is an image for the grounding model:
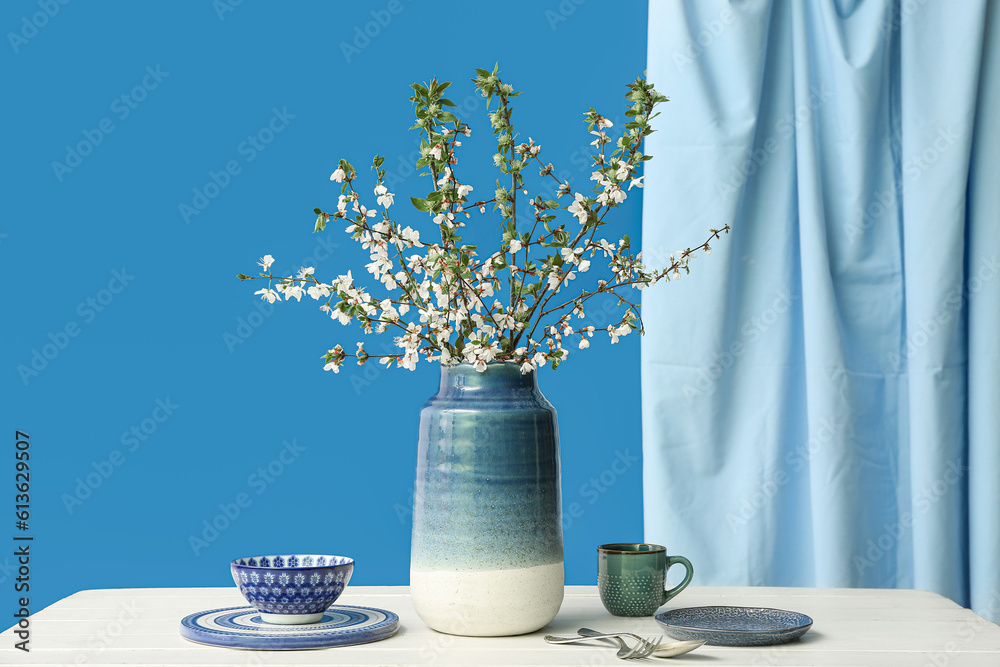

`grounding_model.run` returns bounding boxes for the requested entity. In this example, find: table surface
[3,585,1000,666]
